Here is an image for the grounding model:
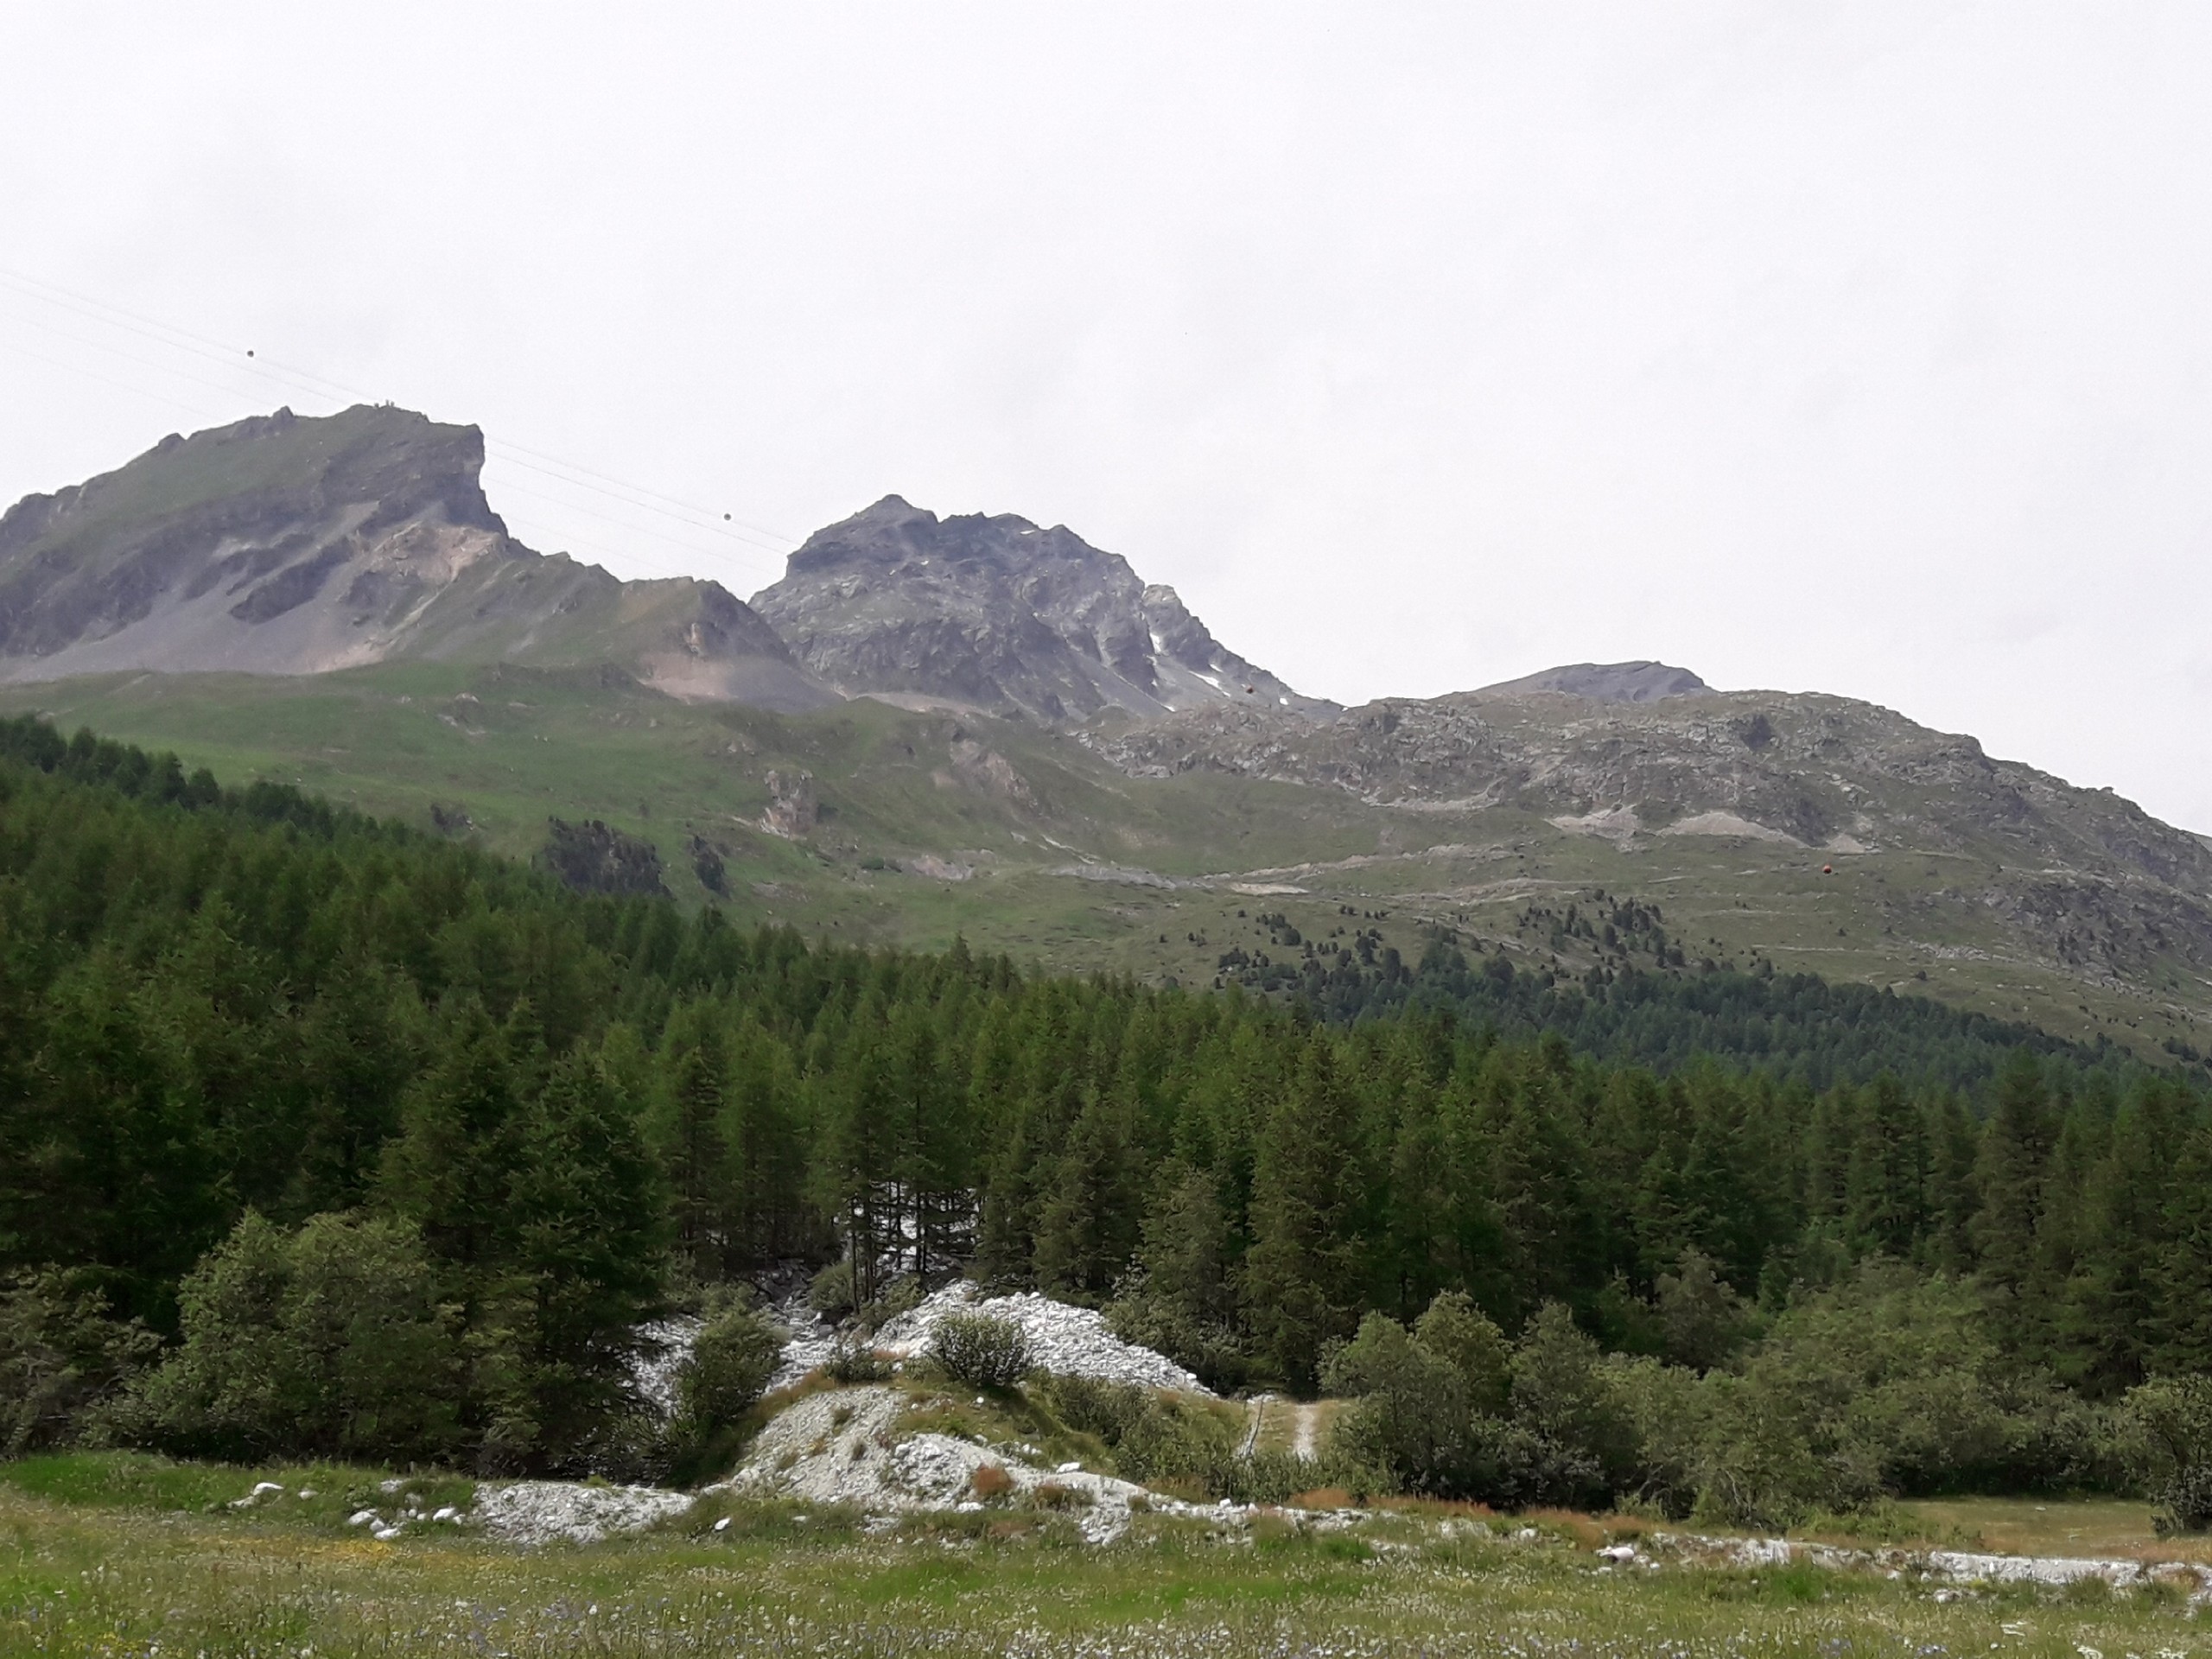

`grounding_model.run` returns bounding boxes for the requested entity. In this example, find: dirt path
[1239,1395,1319,1460]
